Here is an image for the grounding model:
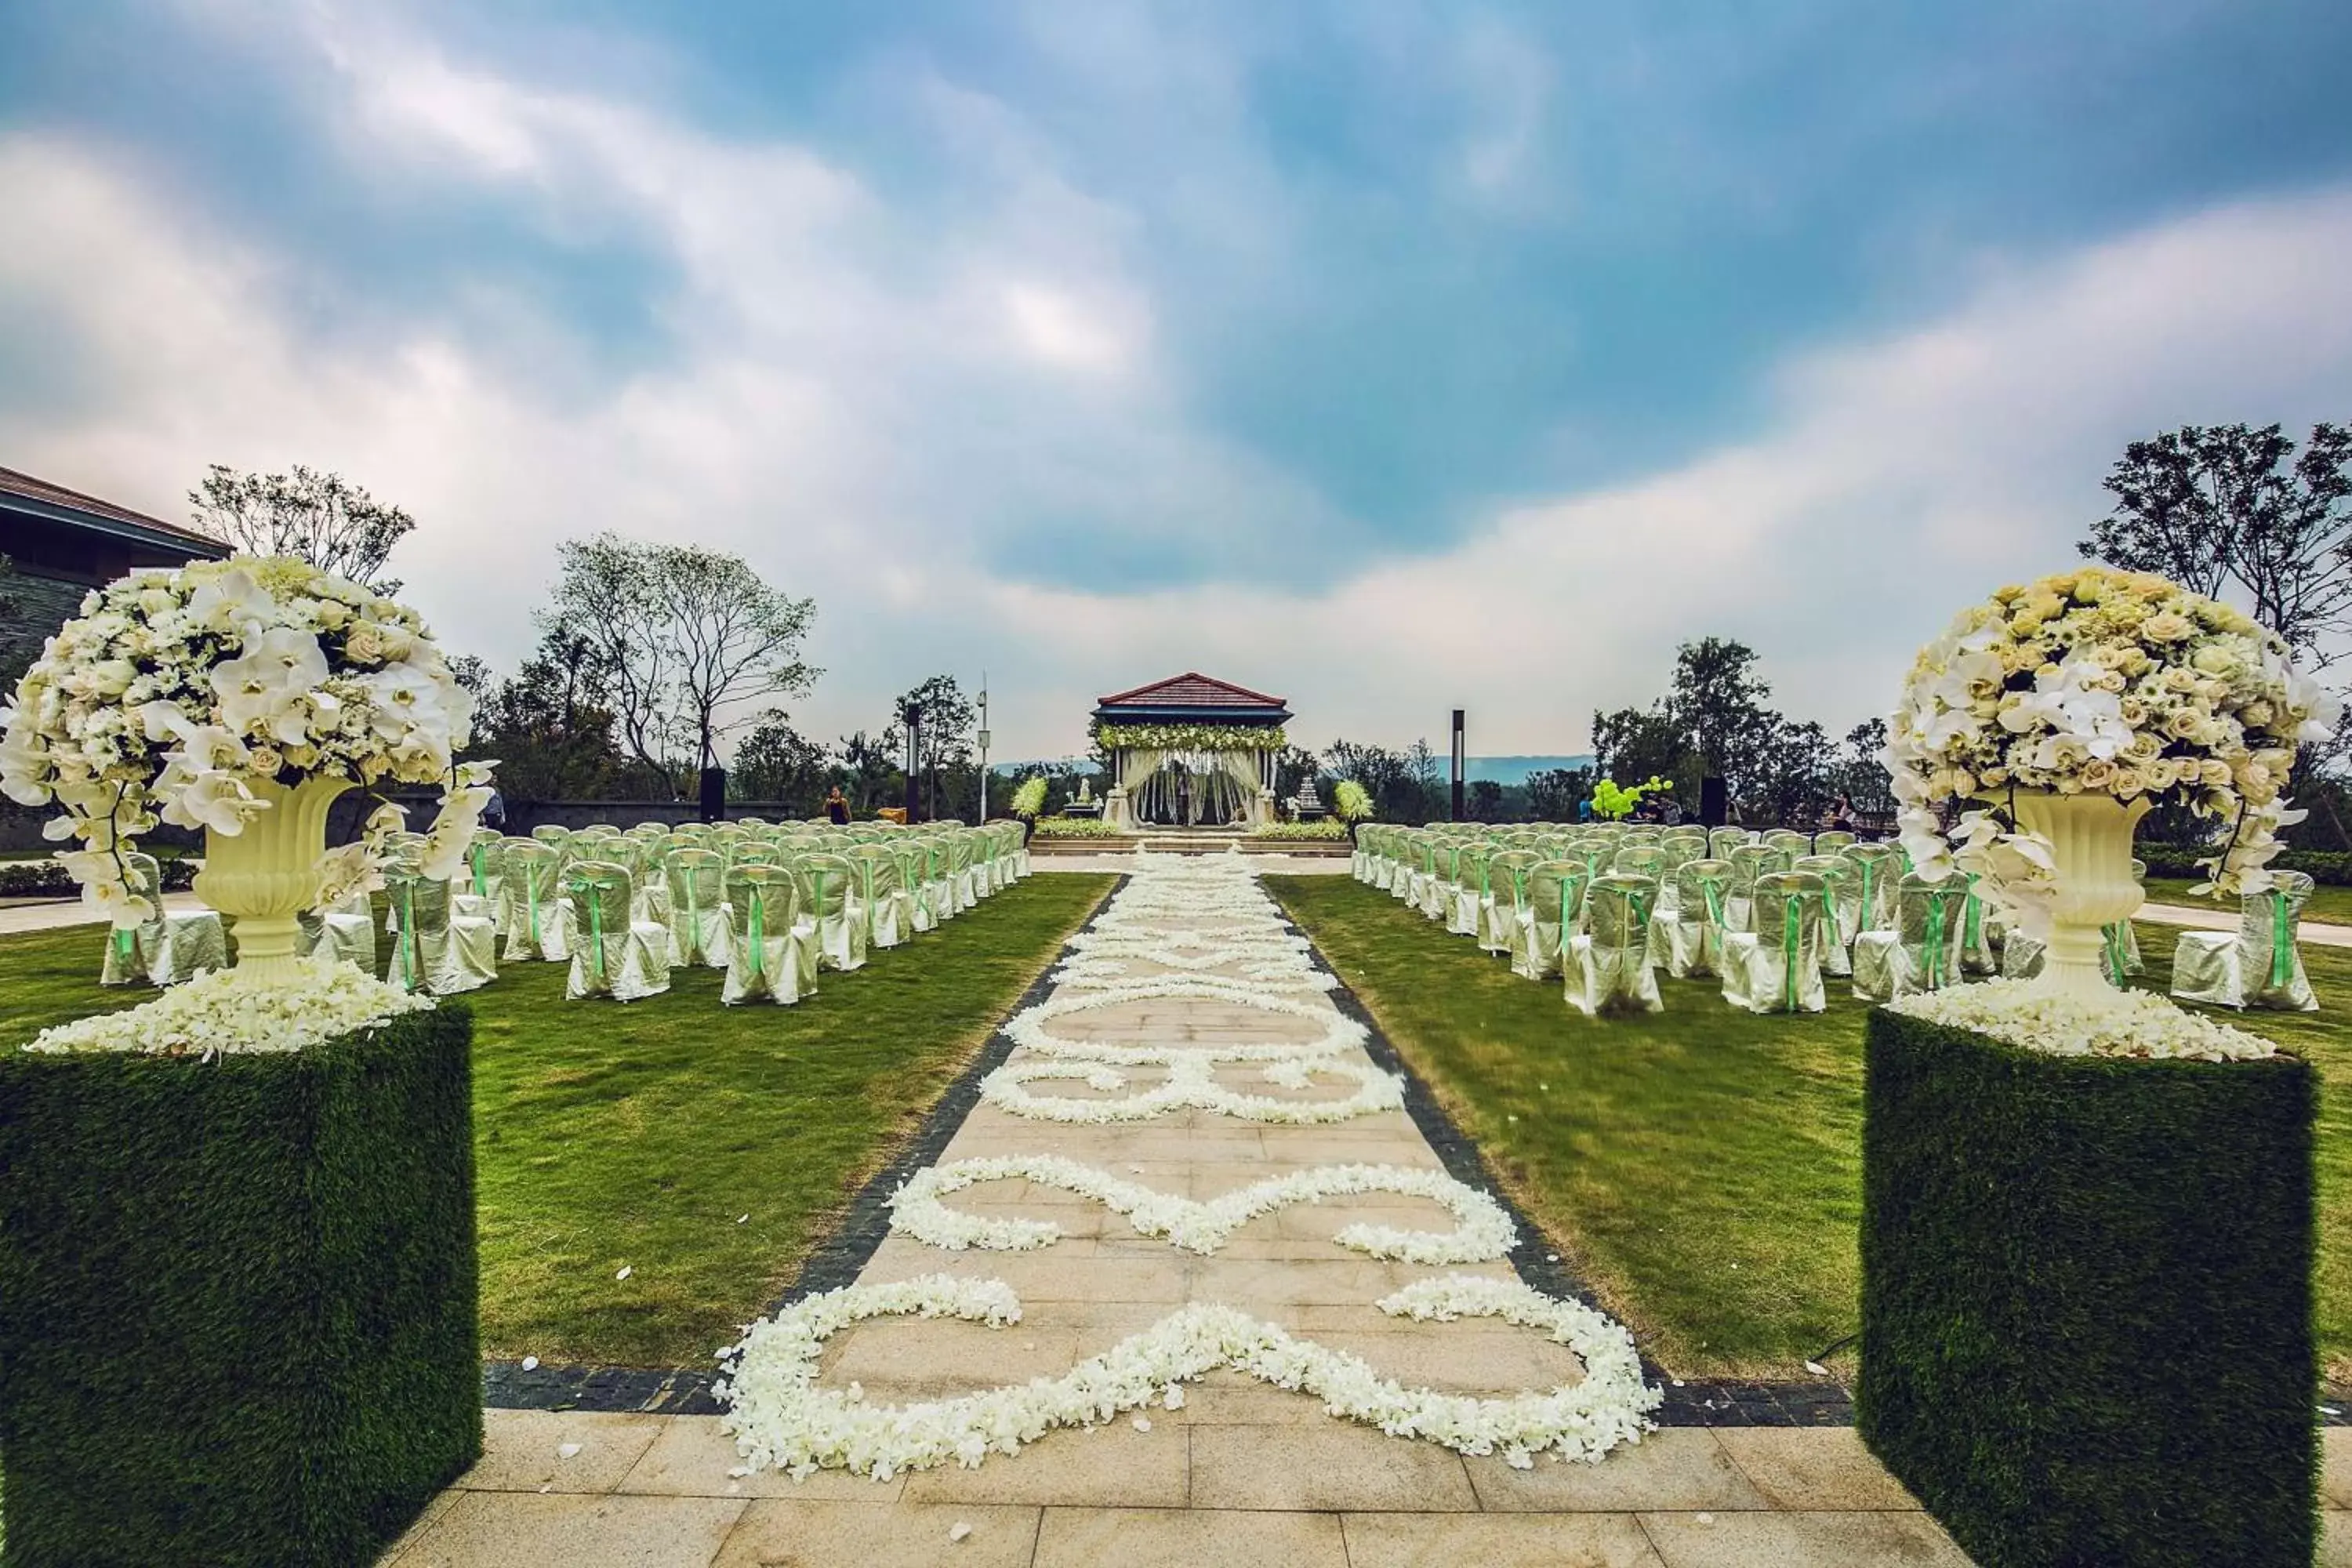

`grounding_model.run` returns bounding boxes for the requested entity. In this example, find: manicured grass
[2148,874,2352,927]
[1269,874,2352,1381]
[0,874,1112,1367]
